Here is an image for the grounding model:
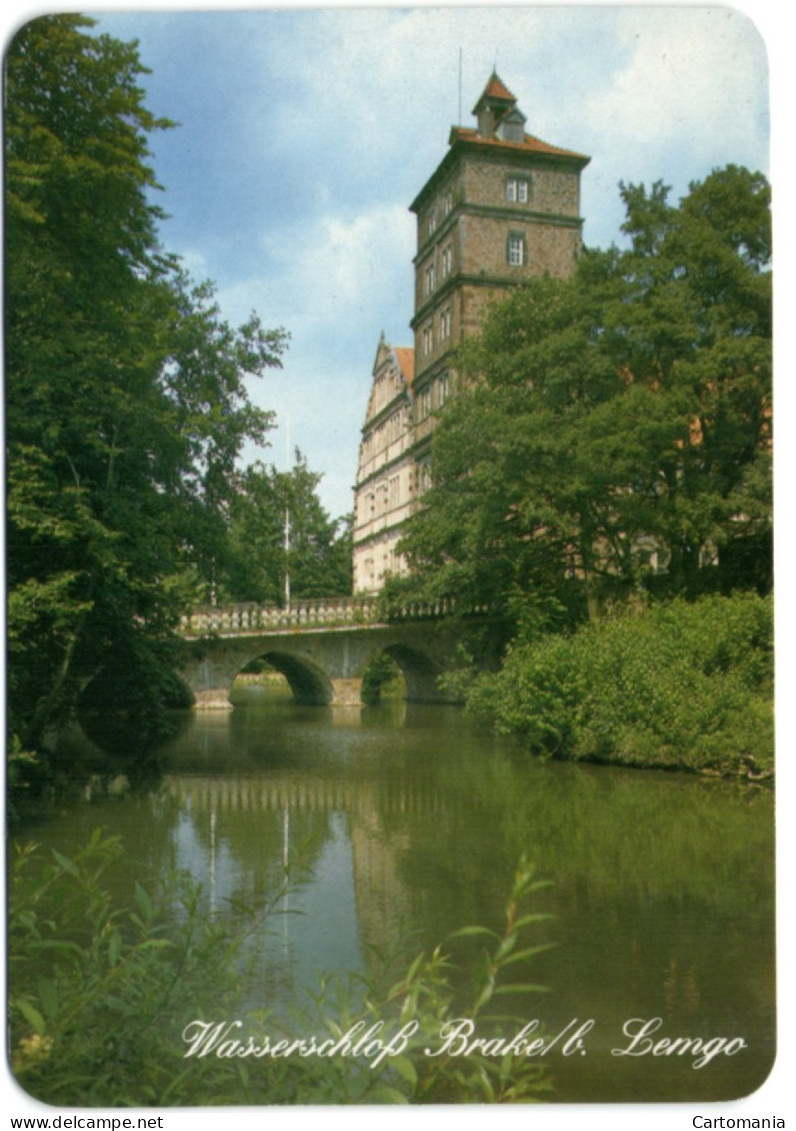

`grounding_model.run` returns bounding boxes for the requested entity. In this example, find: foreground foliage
[10,833,554,1106]
[466,592,773,779]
